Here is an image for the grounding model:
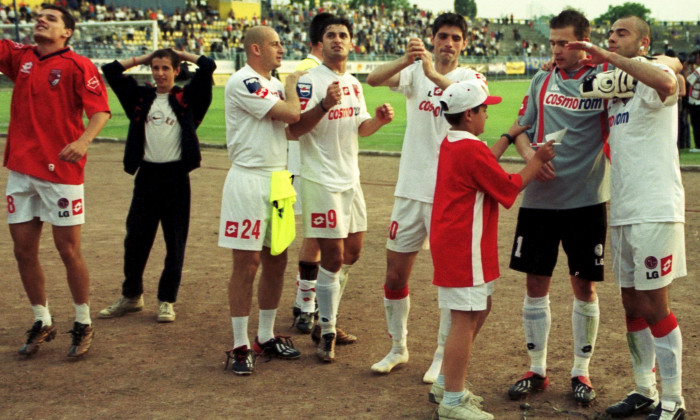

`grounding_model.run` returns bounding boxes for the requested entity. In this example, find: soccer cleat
[253,336,301,359]
[572,376,596,404]
[429,382,484,408]
[18,320,57,355]
[292,311,314,334]
[370,349,409,373]
[437,400,494,420]
[311,324,357,345]
[508,371,549,400]
[316,332,336,362]
[646,399,685,420]
[606,391,659,417]
[225,345,255,375]
[157,301,176,323]
[98,295,144,318]
[67,322,94,357]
